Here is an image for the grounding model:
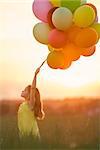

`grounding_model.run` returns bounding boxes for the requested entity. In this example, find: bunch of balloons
[32,0,100,70]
